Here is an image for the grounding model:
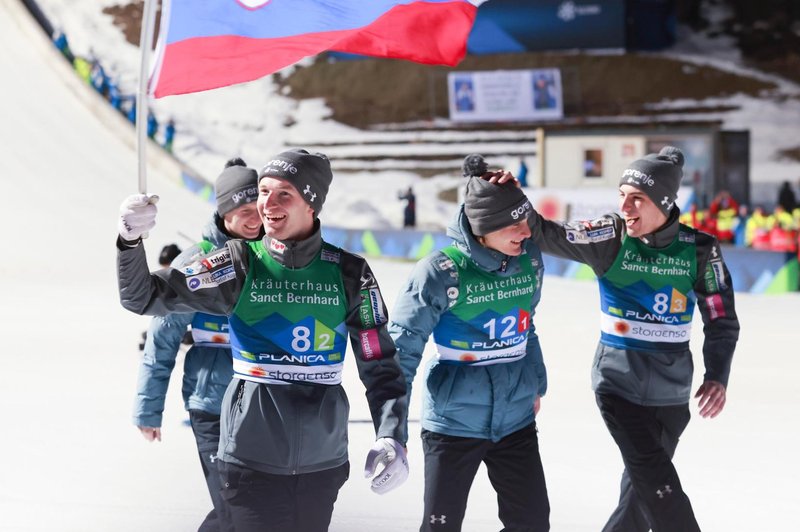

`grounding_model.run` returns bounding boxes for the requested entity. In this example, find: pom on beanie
[258,149,333,215]
[215,158,259,217]
[461,154,532,236]
[158,243,181,267]
[619,146,684,216]
[462,154,489,178]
